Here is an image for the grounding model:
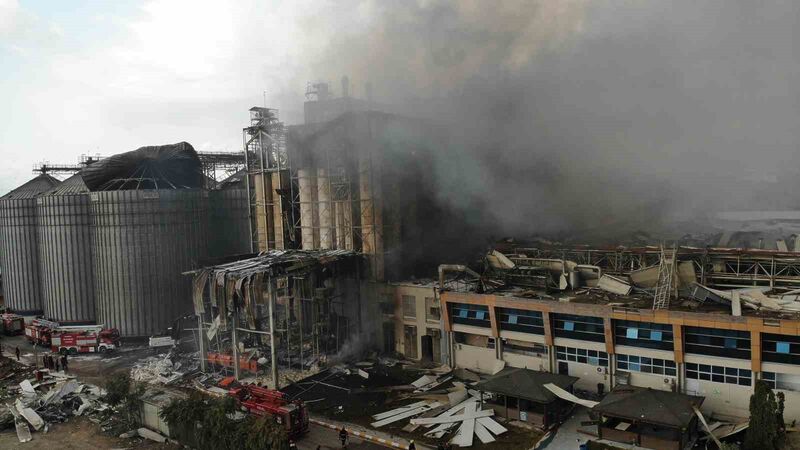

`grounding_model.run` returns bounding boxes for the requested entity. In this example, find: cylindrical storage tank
[209,187,250,257]
[0,174,60,315]
[91,189,209,337]
[36,174,96,323]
